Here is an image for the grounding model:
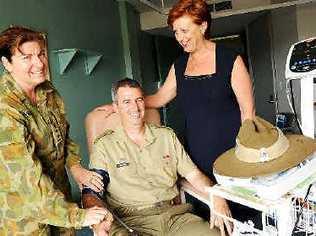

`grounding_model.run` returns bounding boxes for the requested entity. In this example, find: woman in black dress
[147,0,254,180]
[145,0,255,233]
